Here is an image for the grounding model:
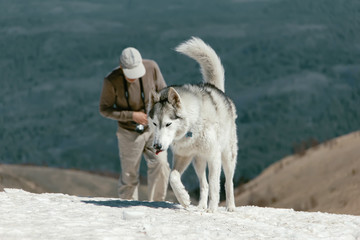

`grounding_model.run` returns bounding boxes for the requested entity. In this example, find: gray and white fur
[148,37,238,212]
